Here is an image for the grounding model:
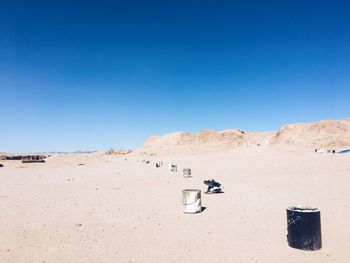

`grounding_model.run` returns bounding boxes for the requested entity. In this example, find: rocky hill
[272,119,350,147]
[136,119,350,154]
